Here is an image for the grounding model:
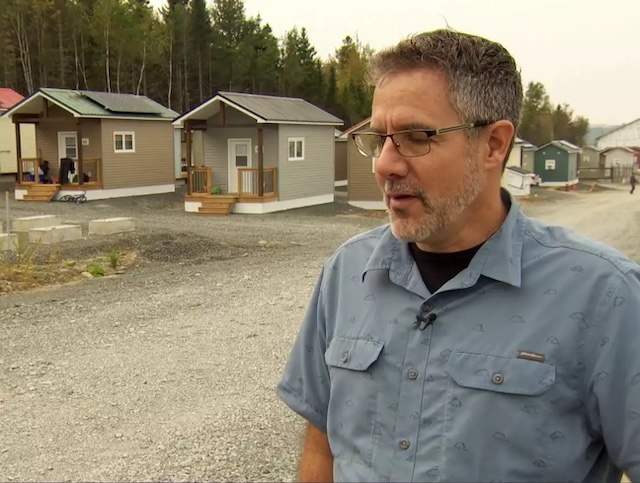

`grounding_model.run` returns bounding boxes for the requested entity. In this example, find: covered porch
[12,112,103,190]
